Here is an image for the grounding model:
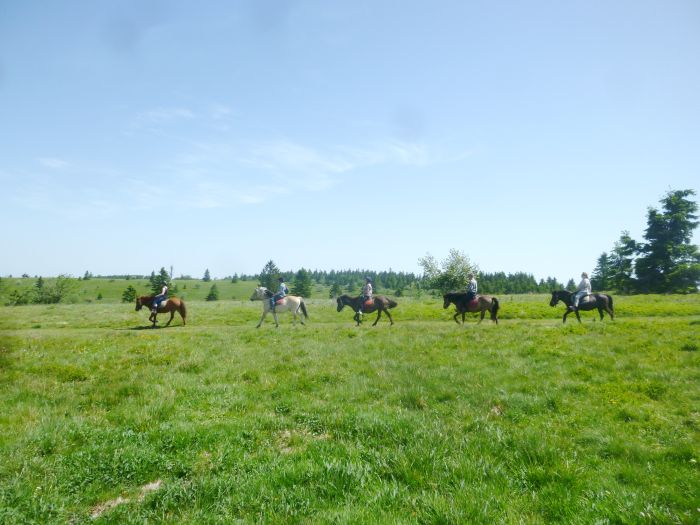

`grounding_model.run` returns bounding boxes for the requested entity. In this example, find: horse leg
[575,309,582,323]
[597,307,604,321]
[453,311,461,324]
[372,309,382,326]
[165,310,175,327]
[273,310,279,328]
[256,309,267,328]
[562,309,569,324]
[479,308,485,323]
[354,312,361,326]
